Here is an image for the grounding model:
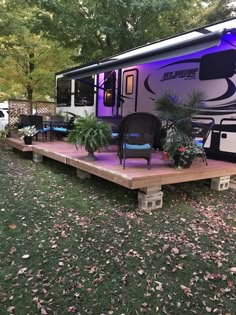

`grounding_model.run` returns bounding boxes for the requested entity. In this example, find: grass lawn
[0,144,235,315]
